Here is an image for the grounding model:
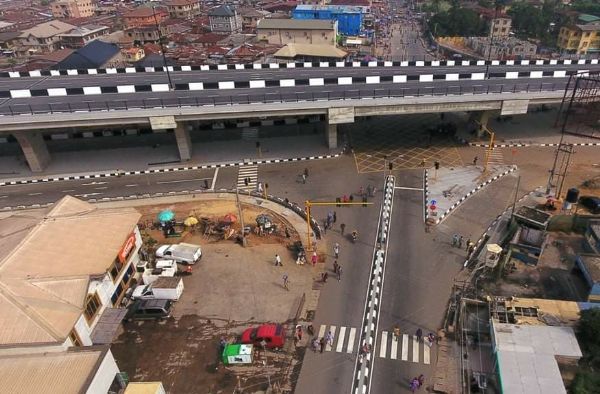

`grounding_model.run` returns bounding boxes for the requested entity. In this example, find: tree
[508,0,562,46]
[429,7,487,36]
[577,308,600,369]
[572,0,600,17]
